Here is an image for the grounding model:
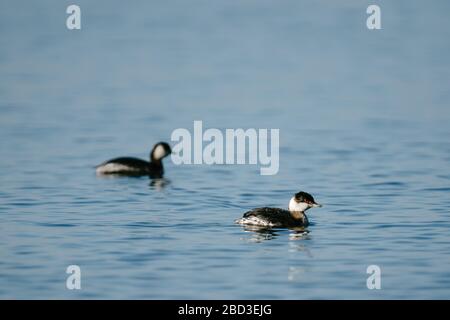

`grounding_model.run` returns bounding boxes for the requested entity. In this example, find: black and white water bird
[95,142,172,178]
[235,191,322,228]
